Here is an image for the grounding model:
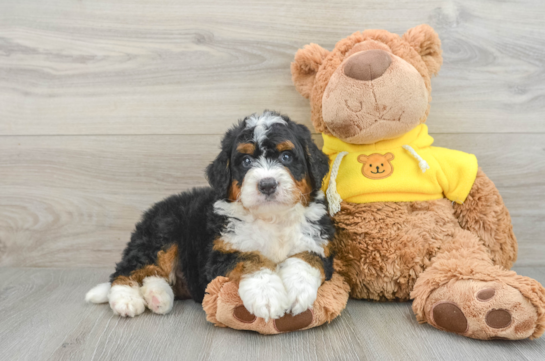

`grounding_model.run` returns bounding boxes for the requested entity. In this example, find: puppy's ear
[206,150,231,198]
[295,123,329,190]
[206,125,239,198]
[402,24,443,76]
[291,43,329,99]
